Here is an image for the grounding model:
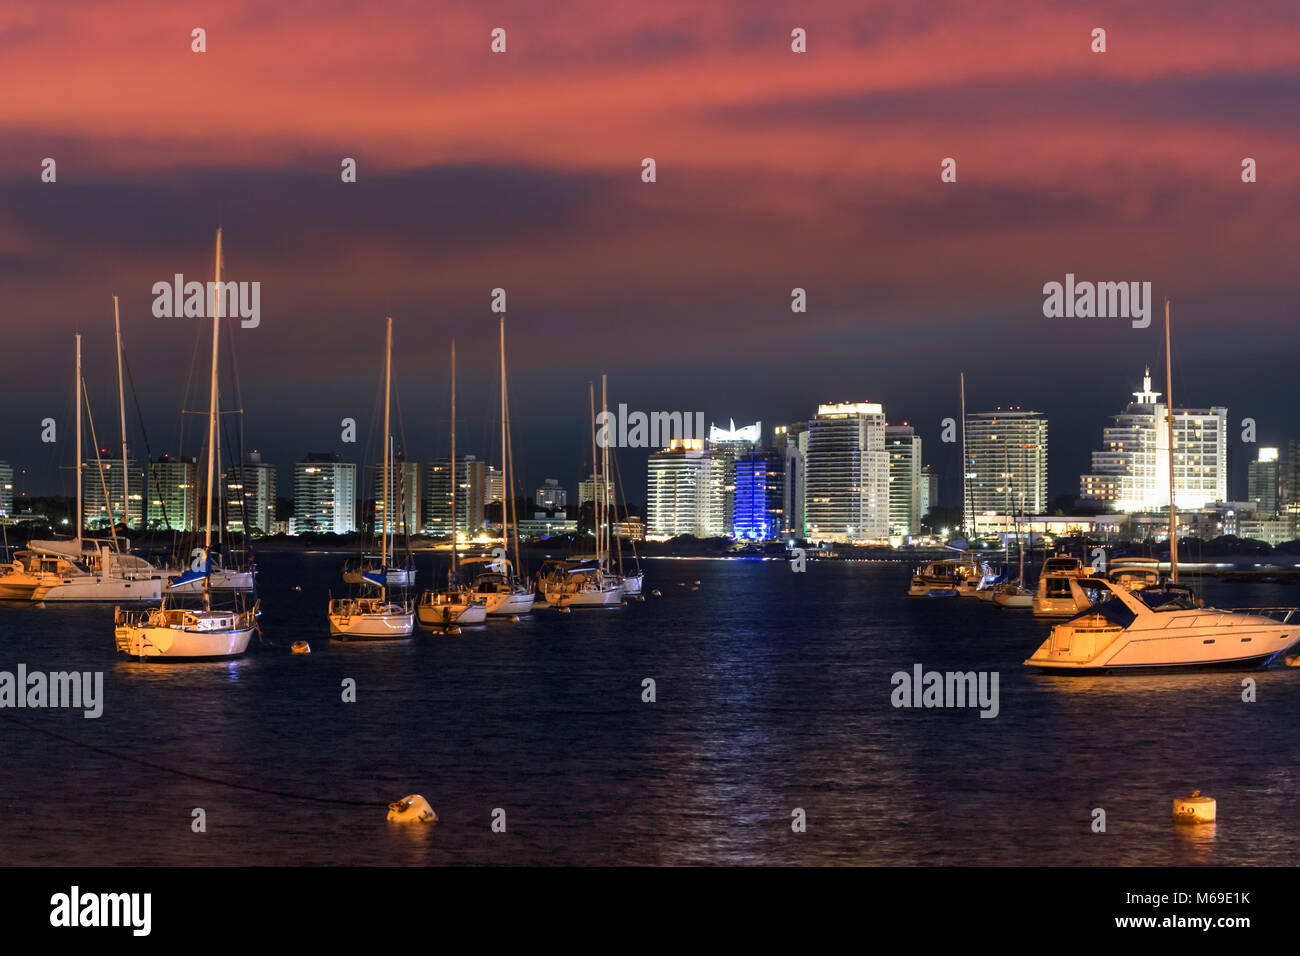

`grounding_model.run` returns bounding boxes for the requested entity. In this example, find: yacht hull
[168,570,255,593]
[1026,622,1300,671]
[329,612,415,639]
[416,602,487,626]
[36,577,163,602]
[484,591,534,616]
[115,624,254,659]
[545,587,623,609]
